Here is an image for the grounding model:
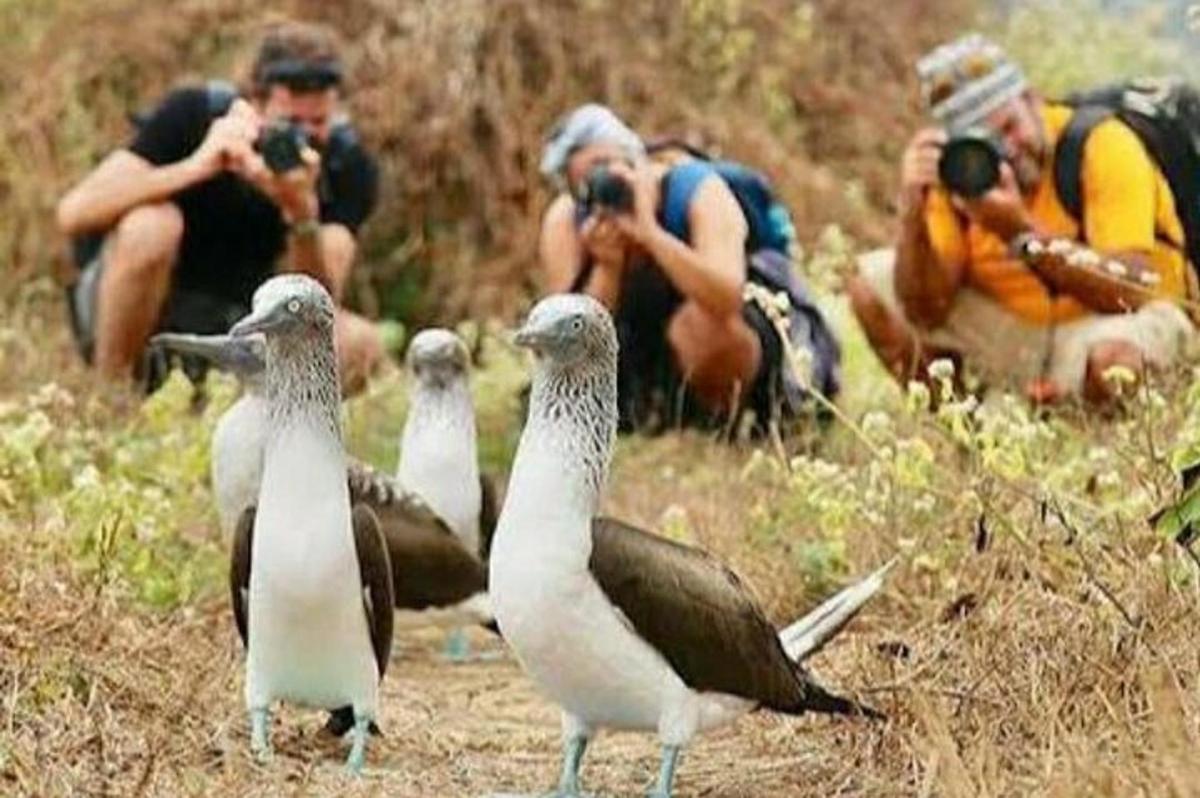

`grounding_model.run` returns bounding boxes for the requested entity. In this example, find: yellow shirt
[924,103,1188,325]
